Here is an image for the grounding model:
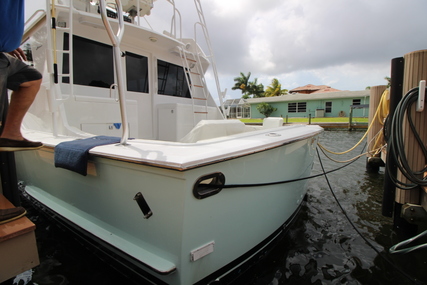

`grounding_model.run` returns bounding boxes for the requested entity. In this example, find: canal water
[11,130,427,284]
